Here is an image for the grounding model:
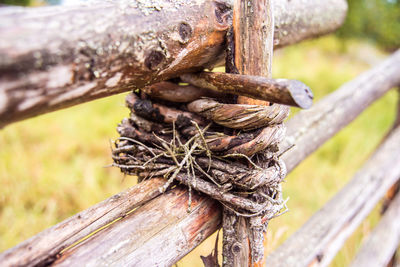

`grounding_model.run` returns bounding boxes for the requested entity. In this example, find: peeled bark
[0,0,347,127]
